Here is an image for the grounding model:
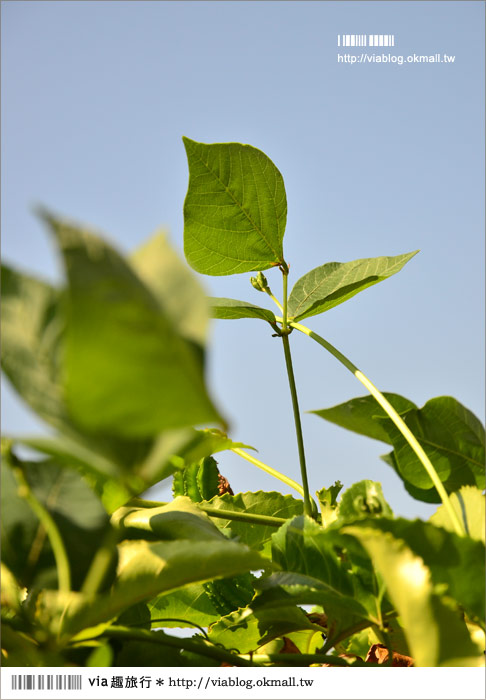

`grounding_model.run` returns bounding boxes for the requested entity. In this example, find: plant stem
[91,624,256,666]
[281,335,312,517]
[81,527,118,596]
[277,270,313,518]
[282,270,289,333]
[11,462,71,592]
[127,497,287,528]
[286,319,465,537]
[265,288,283,312]
[231,447,305,499]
